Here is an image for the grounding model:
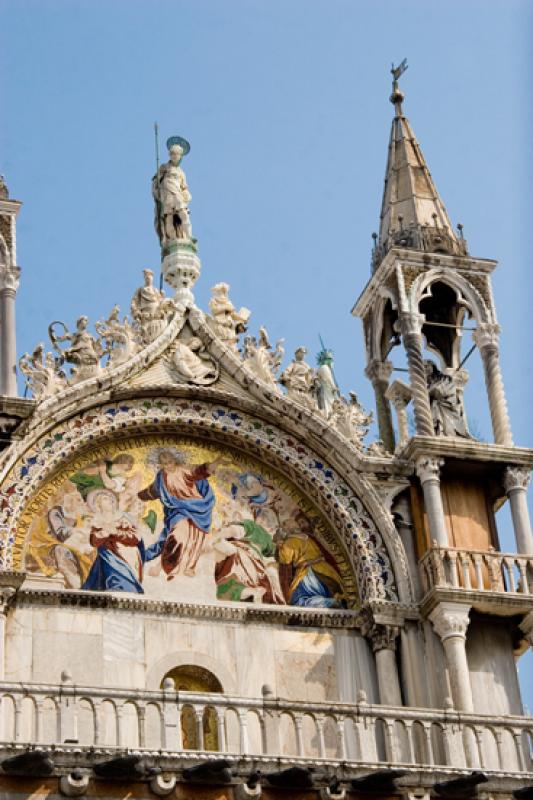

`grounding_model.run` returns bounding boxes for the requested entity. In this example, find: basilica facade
[0,67,531,800]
